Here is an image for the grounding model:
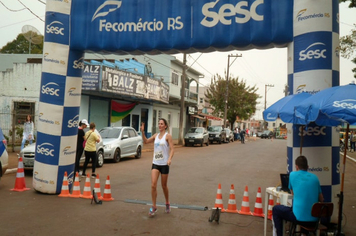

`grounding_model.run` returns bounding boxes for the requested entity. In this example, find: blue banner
[70,0,293,53]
